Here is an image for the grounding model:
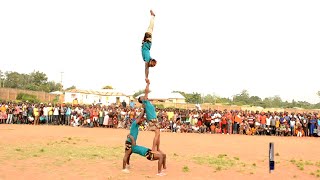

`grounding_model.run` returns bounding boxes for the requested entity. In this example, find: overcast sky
[1,0,320,103]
